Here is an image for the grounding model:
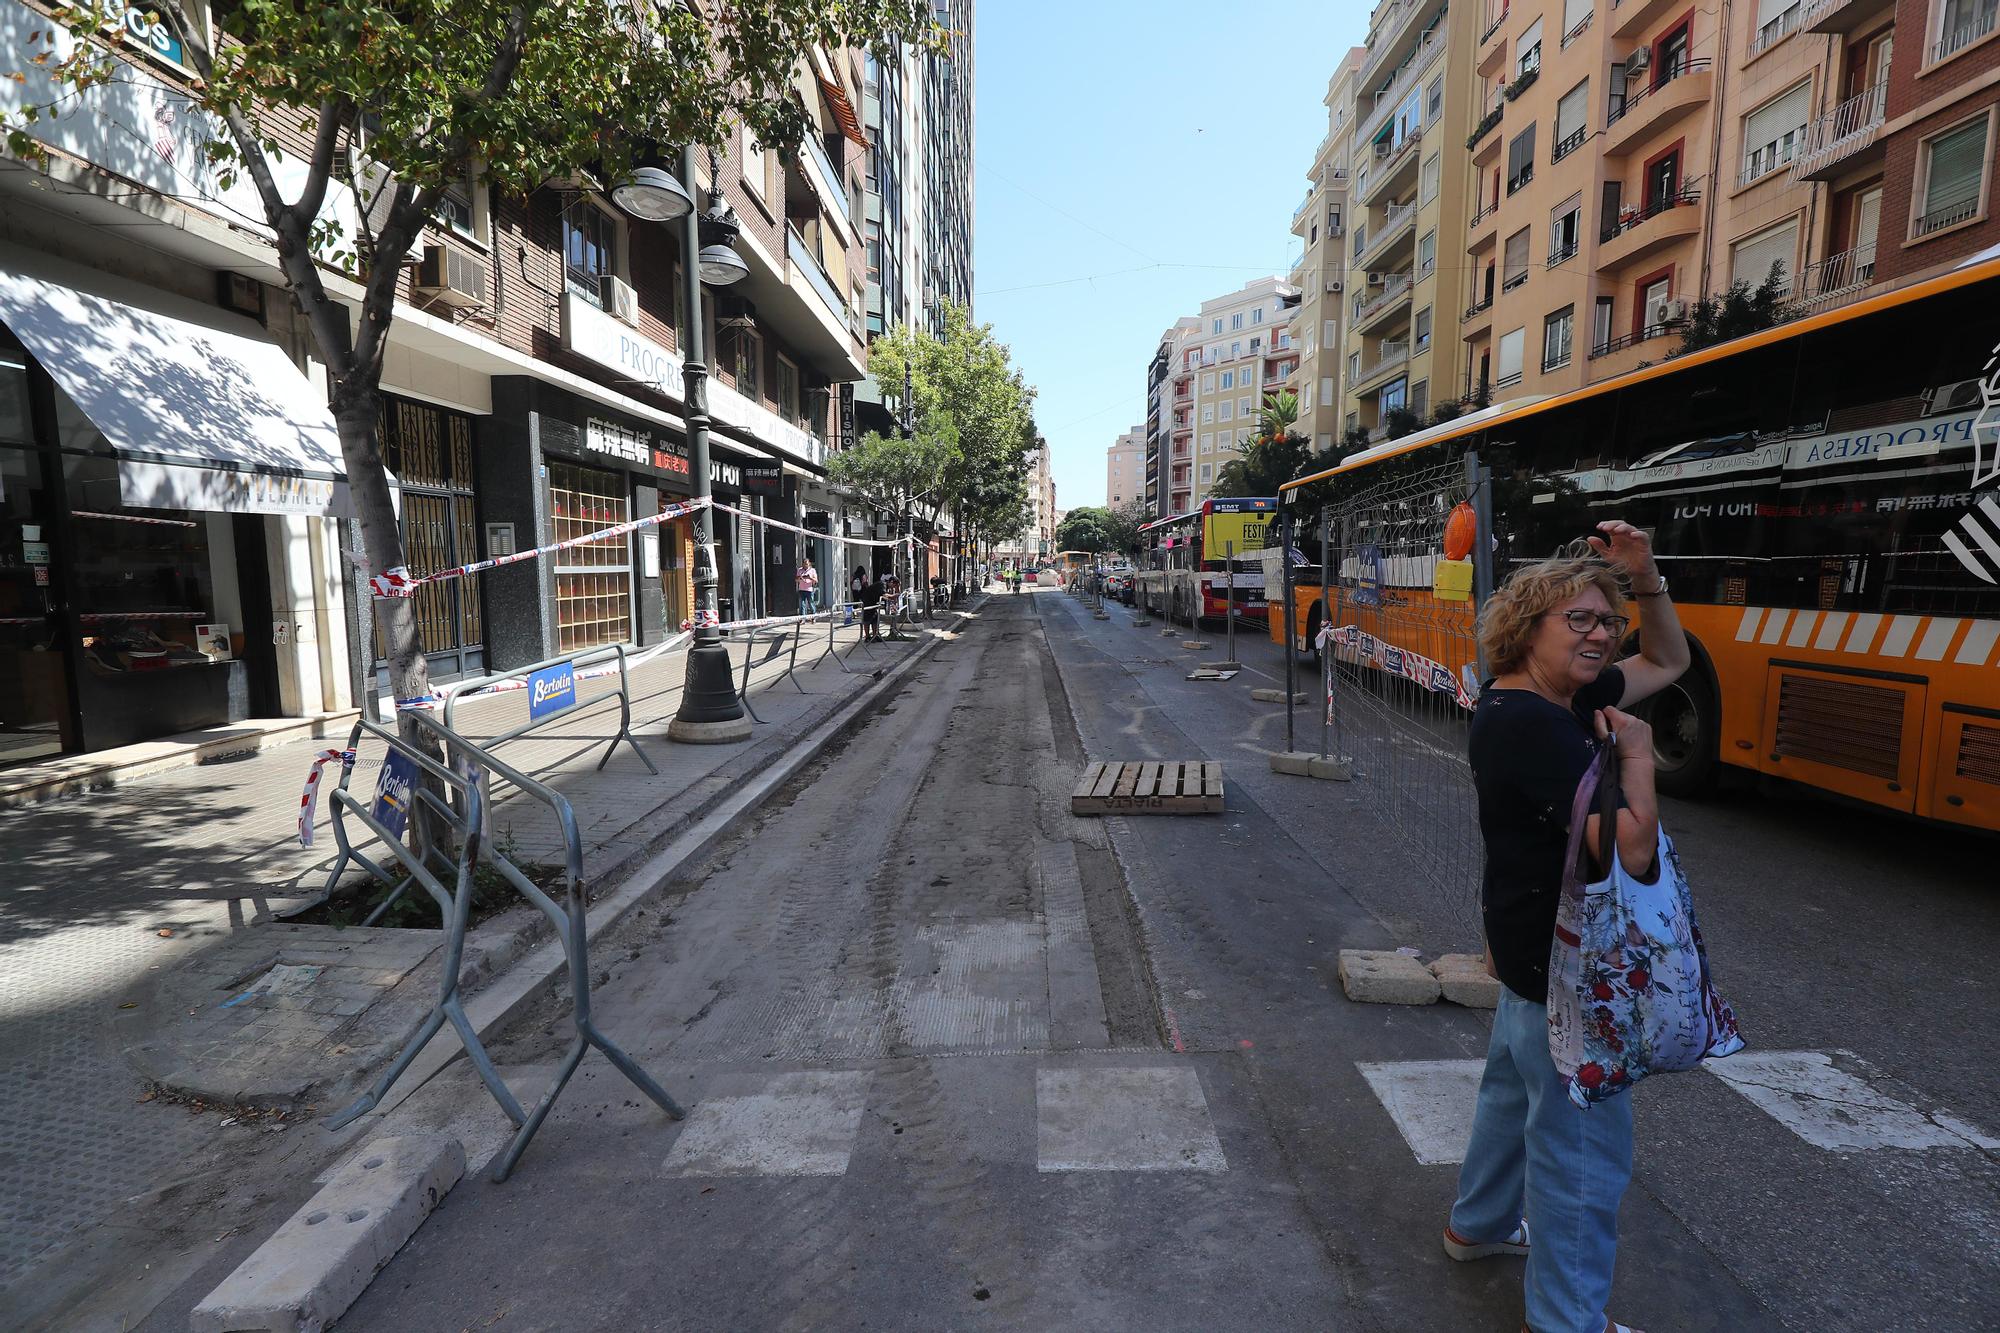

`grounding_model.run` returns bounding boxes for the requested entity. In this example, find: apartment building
[1106,428,1145,509]
[1455,0,2000,408]
[1290,49,1369,453]
[1171,278,1300,509]
[0,3,882,765]
[1148,317,1200,517]
[1341,0,1478,439]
